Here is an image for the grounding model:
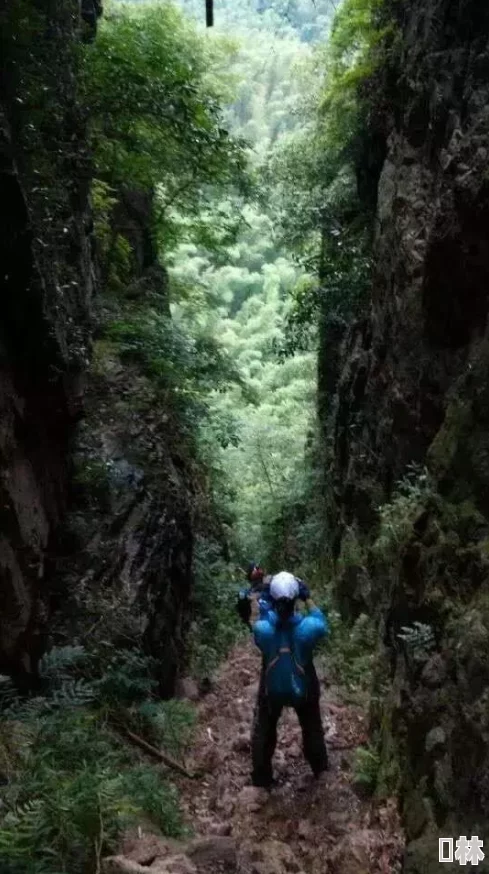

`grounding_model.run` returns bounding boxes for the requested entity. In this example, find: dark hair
[246,562,264,582]
[274,597,295,622]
